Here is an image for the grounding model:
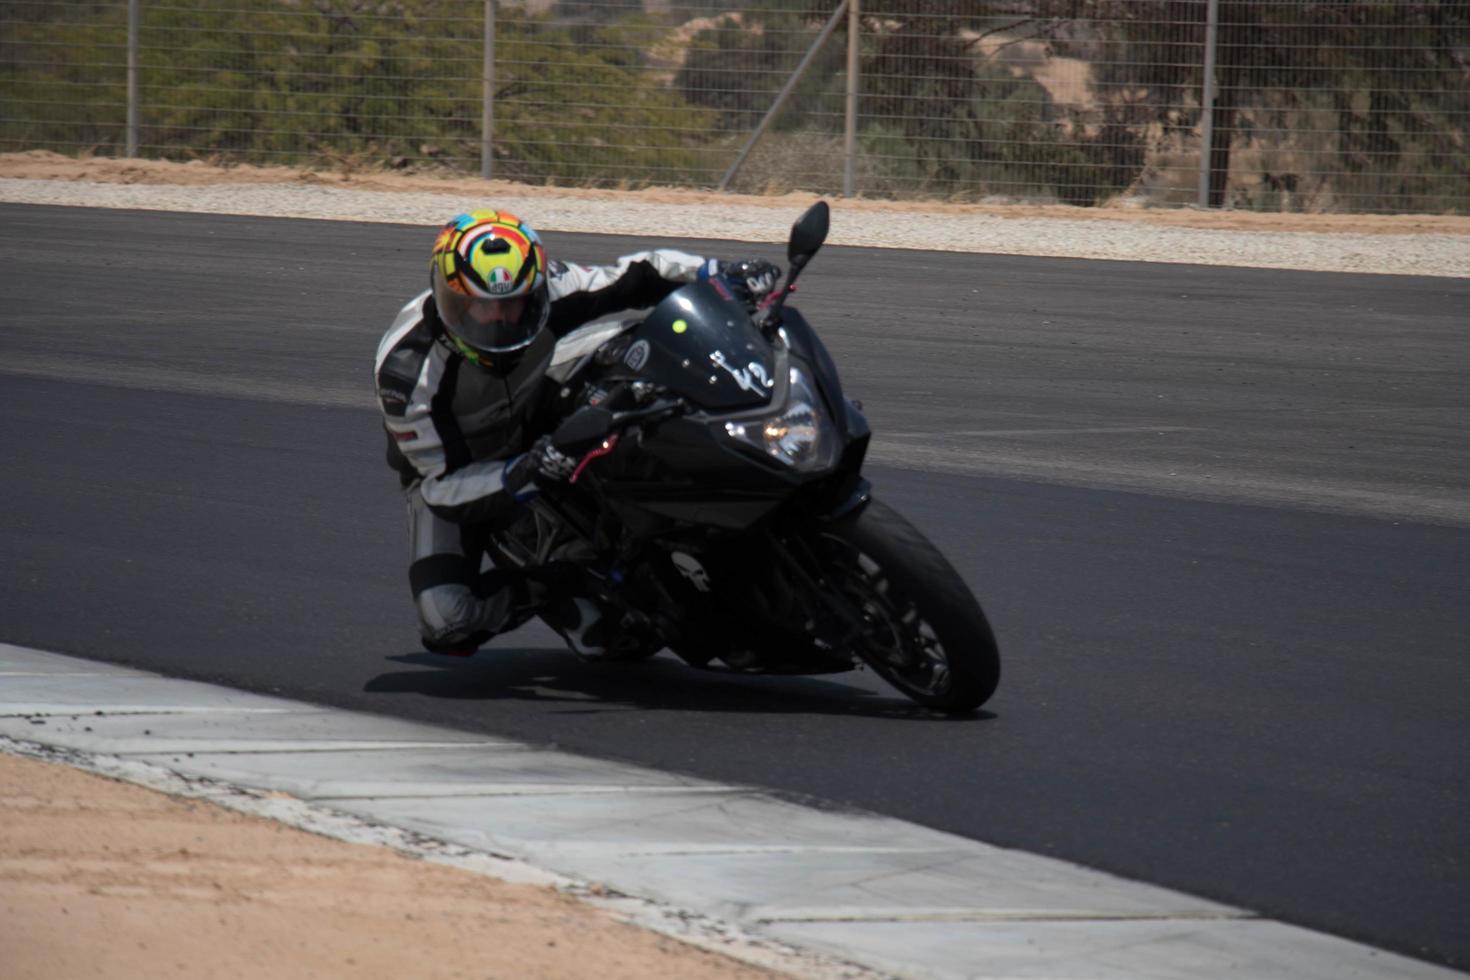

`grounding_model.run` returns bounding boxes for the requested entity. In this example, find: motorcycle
[491,201,1000,713]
